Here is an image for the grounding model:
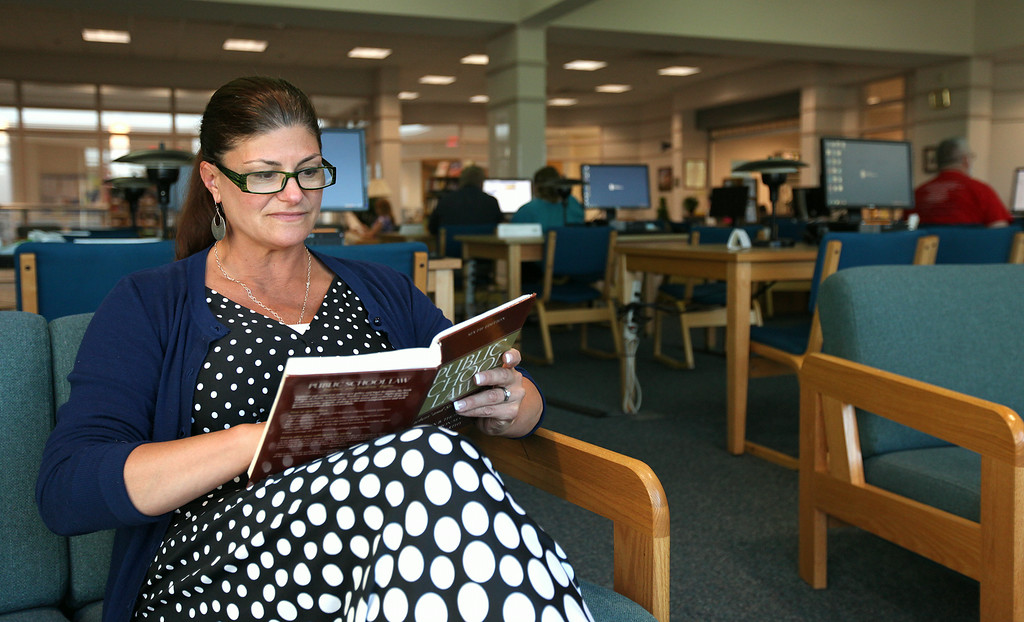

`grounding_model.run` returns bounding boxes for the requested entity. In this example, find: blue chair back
[546,226,612,282]
[308,242,428,280]
[438,224,497,258]
[808,230,929,311]
[923,226,1020,264]
[14,241,176,321]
